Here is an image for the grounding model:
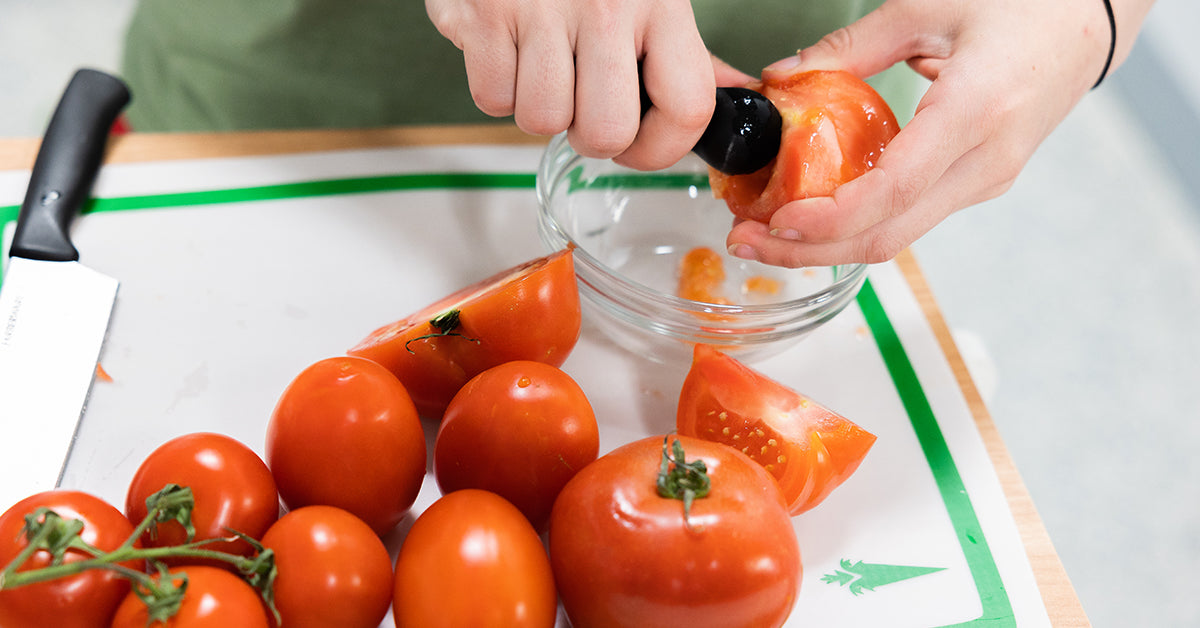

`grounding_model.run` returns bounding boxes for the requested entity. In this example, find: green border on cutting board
[1,171,1016,626]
